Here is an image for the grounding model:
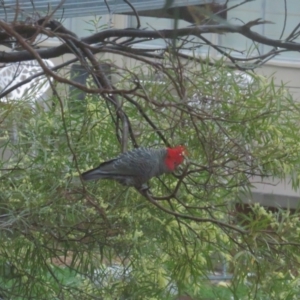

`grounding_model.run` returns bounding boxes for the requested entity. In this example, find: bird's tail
[81,168,107,181]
